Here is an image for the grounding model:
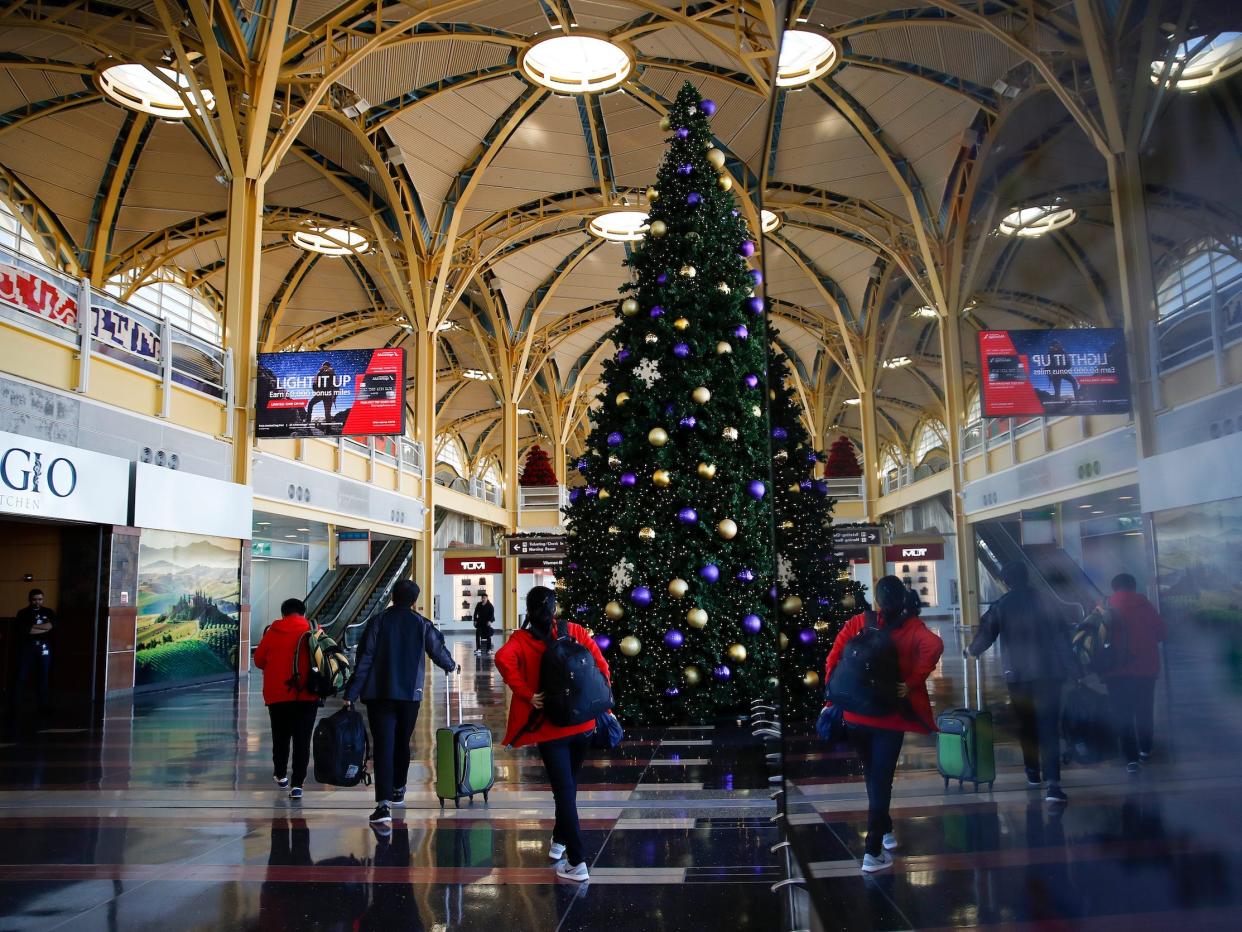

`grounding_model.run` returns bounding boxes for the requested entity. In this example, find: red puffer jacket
[1104,590,1167,679]
[253,615,318,705]
[824,611,944,733]
[495,621,610,748]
